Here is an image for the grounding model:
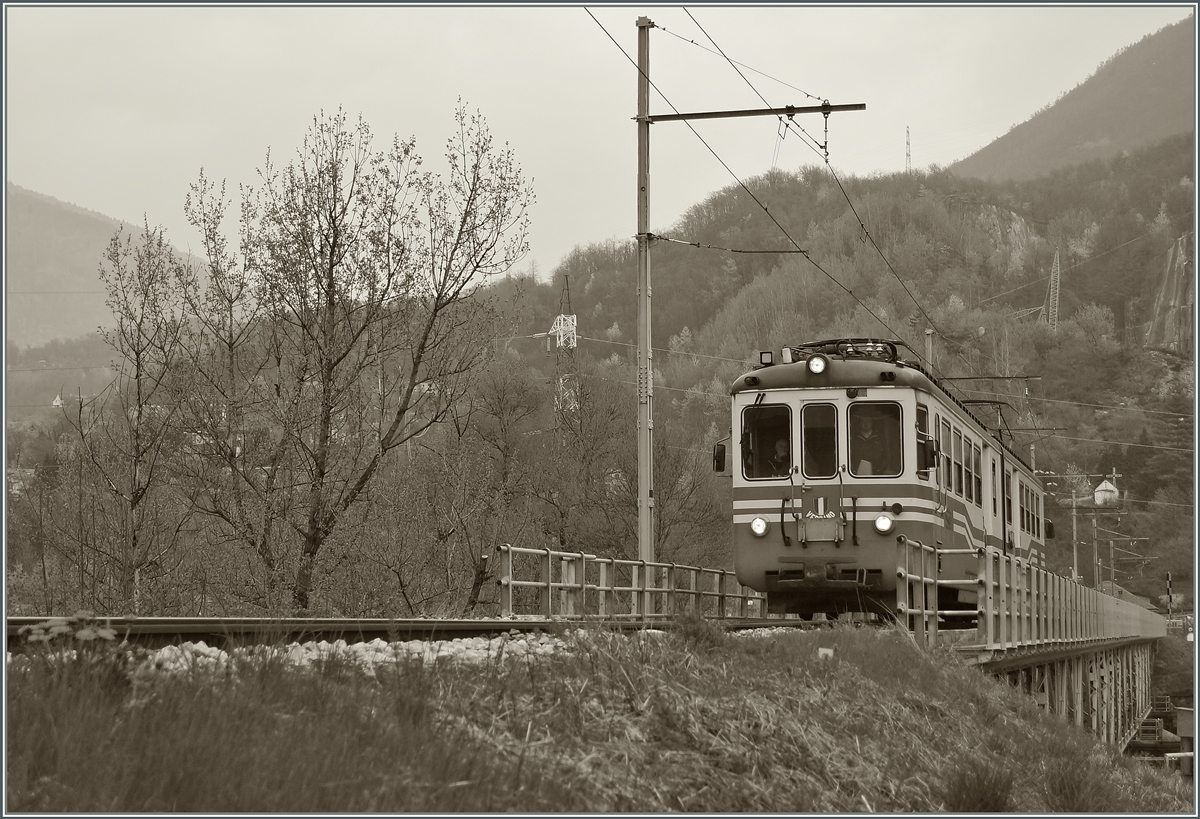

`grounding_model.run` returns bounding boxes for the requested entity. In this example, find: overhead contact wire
[585,9,895,349]
[681,9,970,382]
